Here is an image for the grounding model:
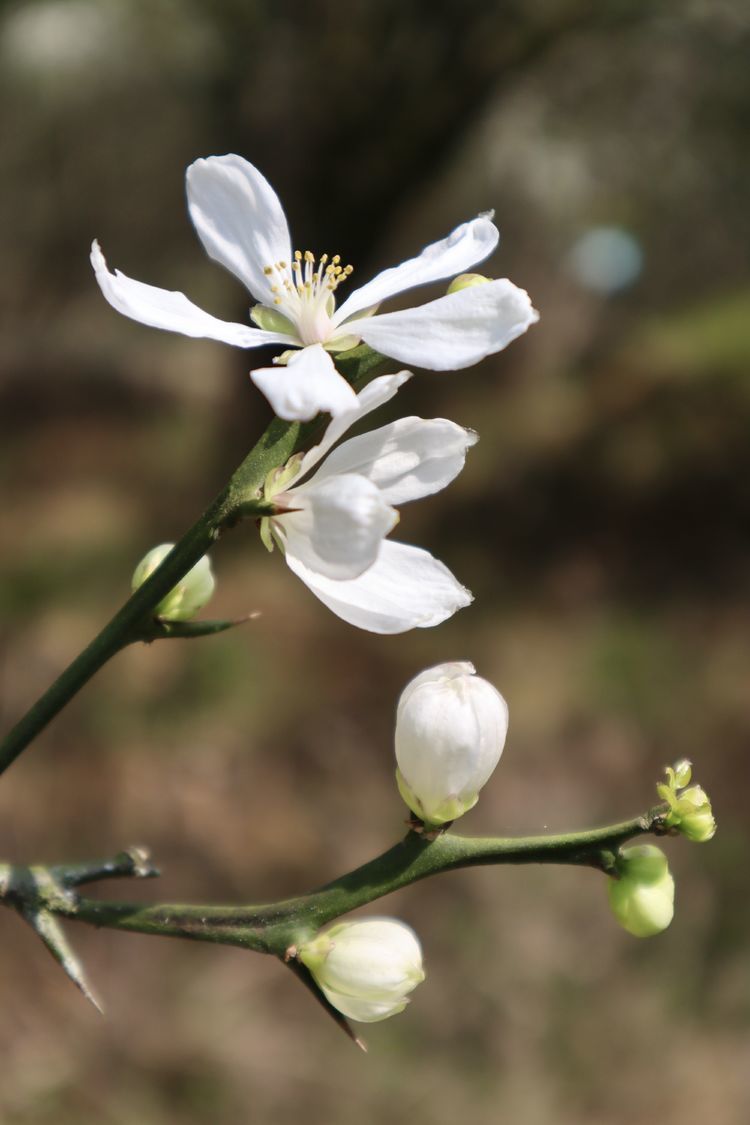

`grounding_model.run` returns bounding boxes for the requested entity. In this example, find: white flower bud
[299,918,425,1023]
[395,661,508,825]
[608,845,675,938]
[132,543,215,621]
